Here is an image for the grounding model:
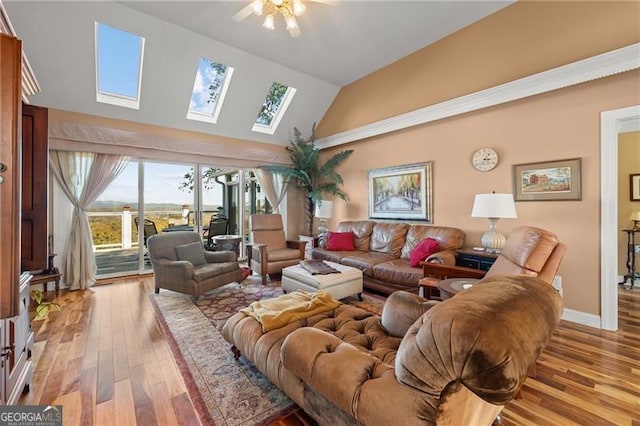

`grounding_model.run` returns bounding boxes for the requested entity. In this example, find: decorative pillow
[409,237,440,267]
[326,231,355,251]
[175,242,206,266]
